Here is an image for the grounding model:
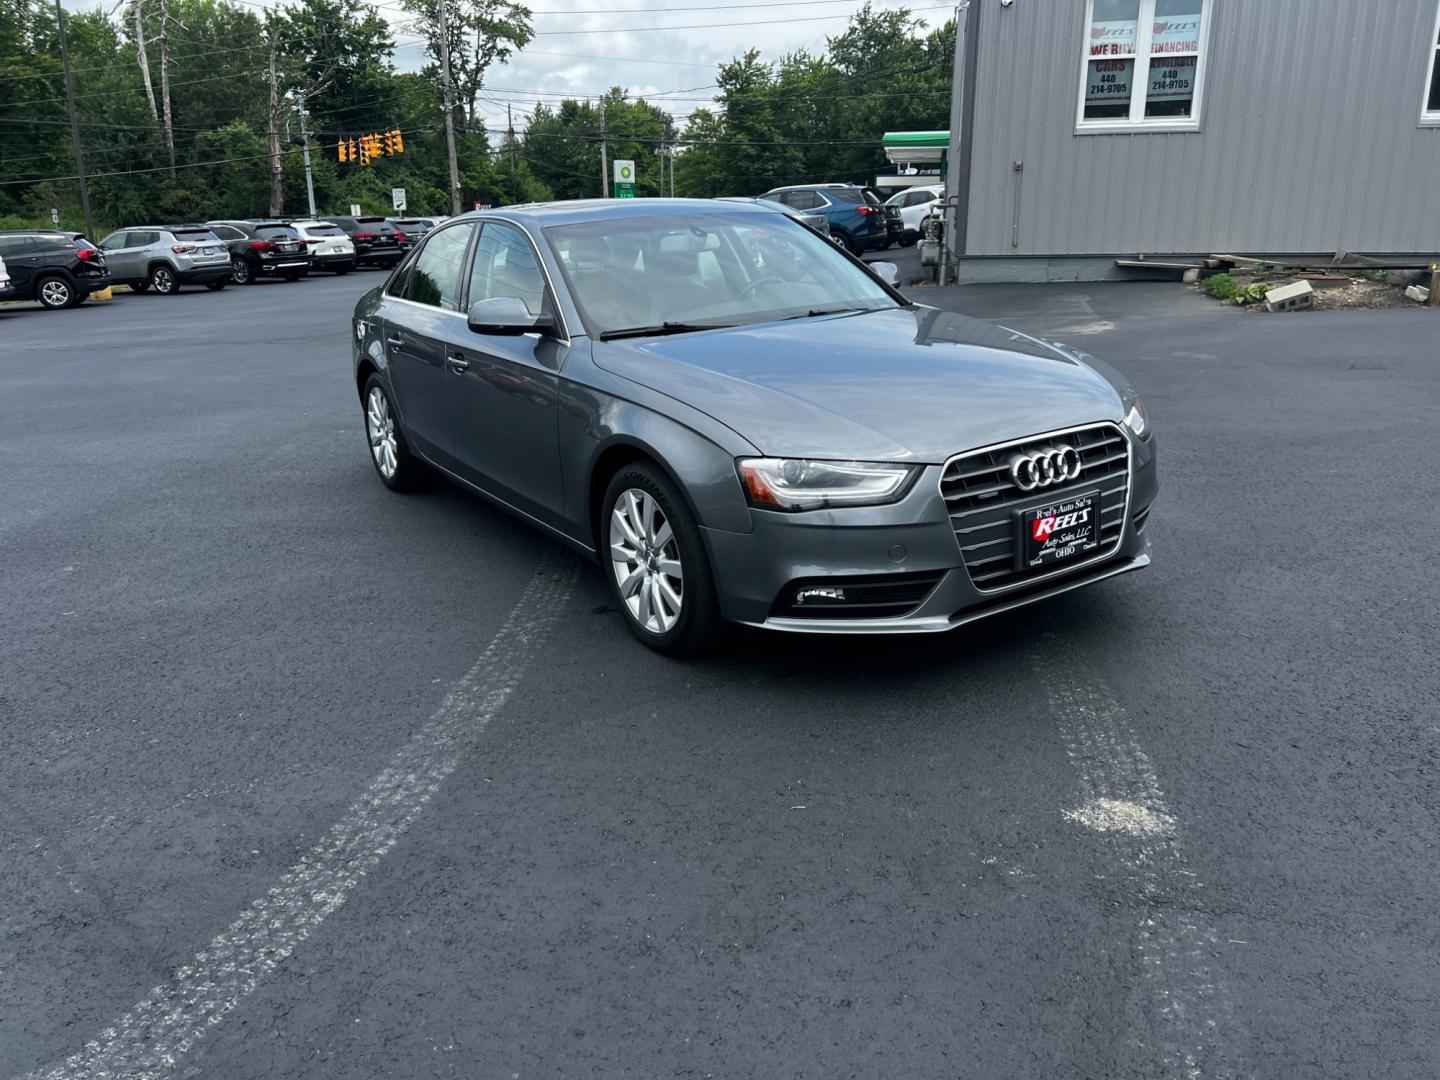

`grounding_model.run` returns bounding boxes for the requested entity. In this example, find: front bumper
[704,433,1158,634]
